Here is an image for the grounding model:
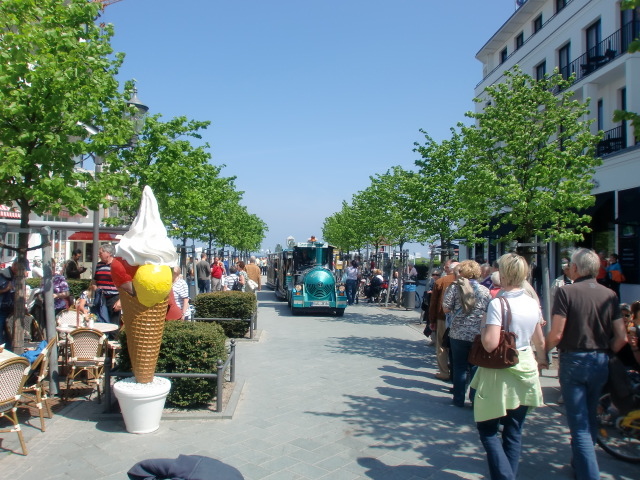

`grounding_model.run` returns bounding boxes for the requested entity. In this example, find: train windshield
[293,245,332,269]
